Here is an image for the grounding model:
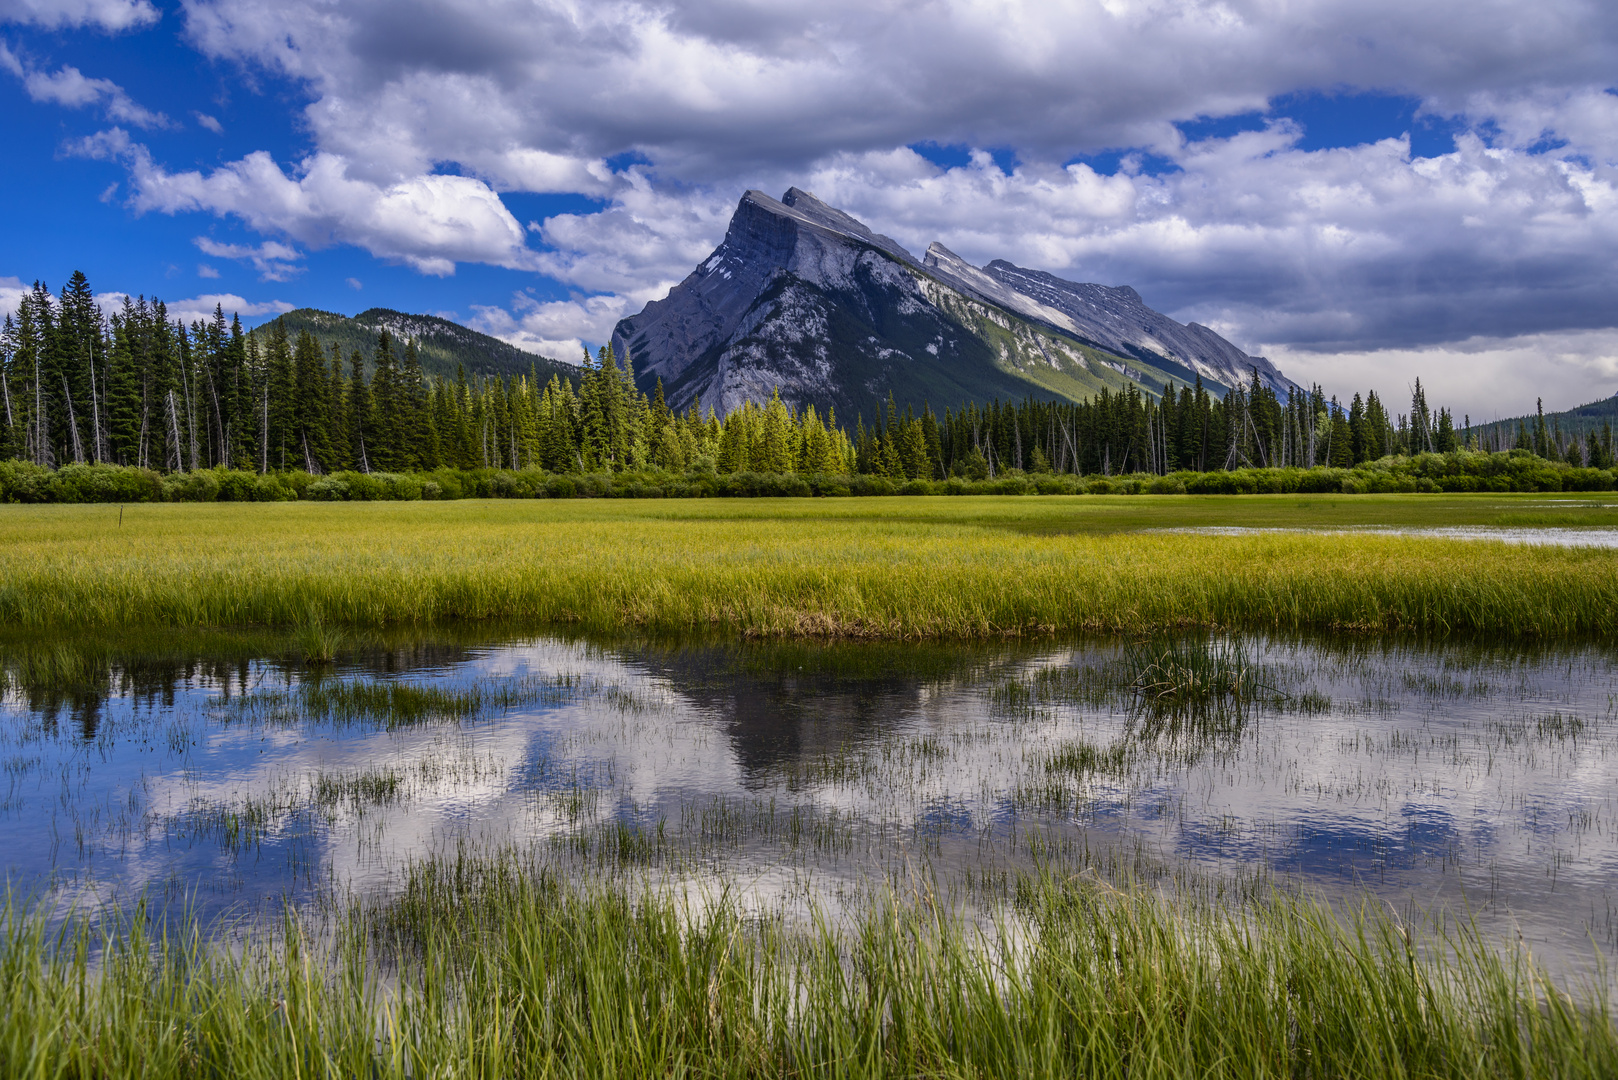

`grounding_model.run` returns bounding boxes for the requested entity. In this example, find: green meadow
[0,493,1614,637]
